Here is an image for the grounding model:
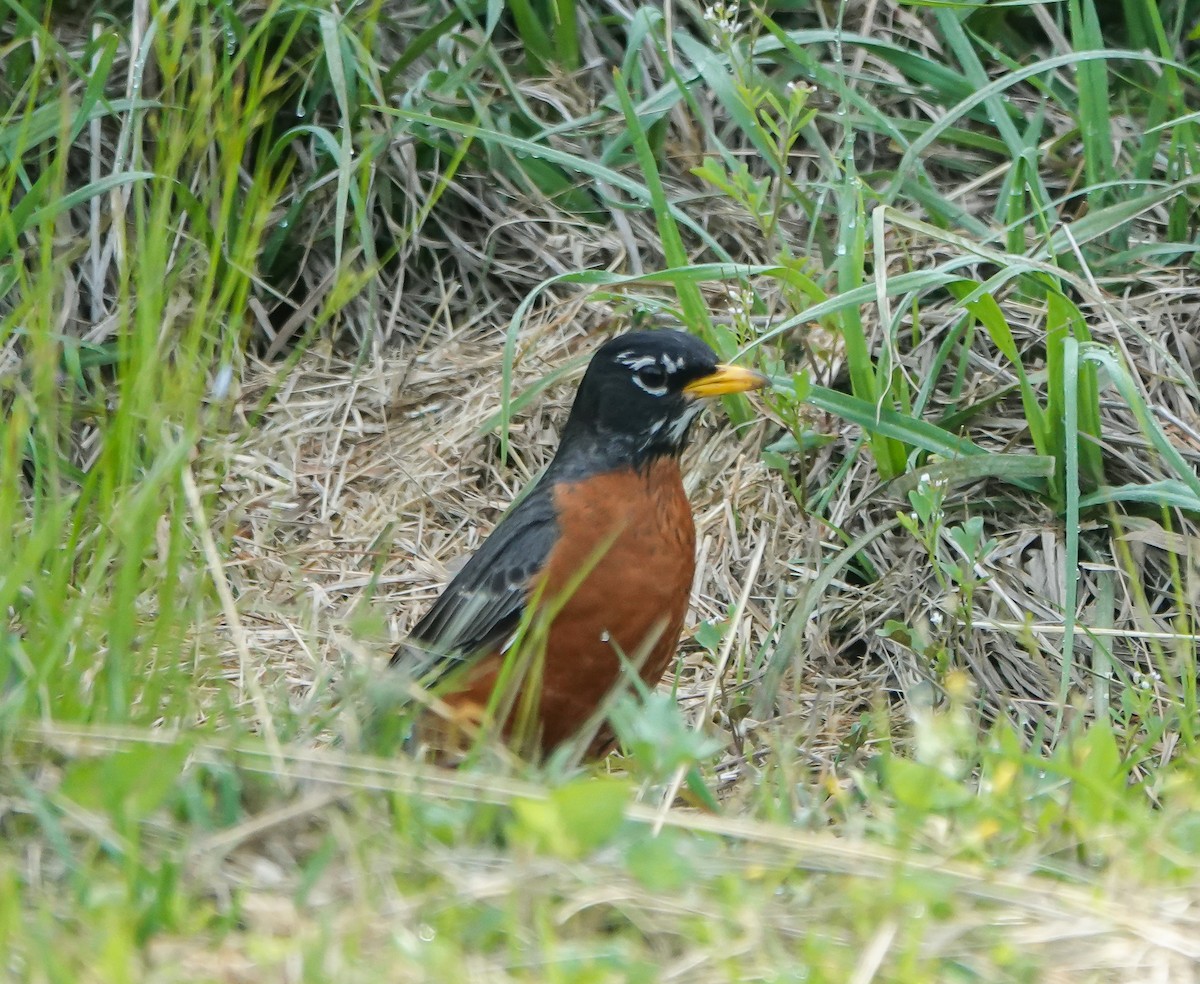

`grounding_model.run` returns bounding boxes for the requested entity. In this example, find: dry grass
[206,253,1200,792]
[7,0,1200,978]
[211,300,860,772]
